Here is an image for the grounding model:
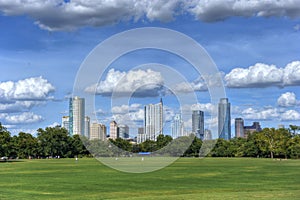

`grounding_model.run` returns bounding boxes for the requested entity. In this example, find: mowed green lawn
[0,158,299,200]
